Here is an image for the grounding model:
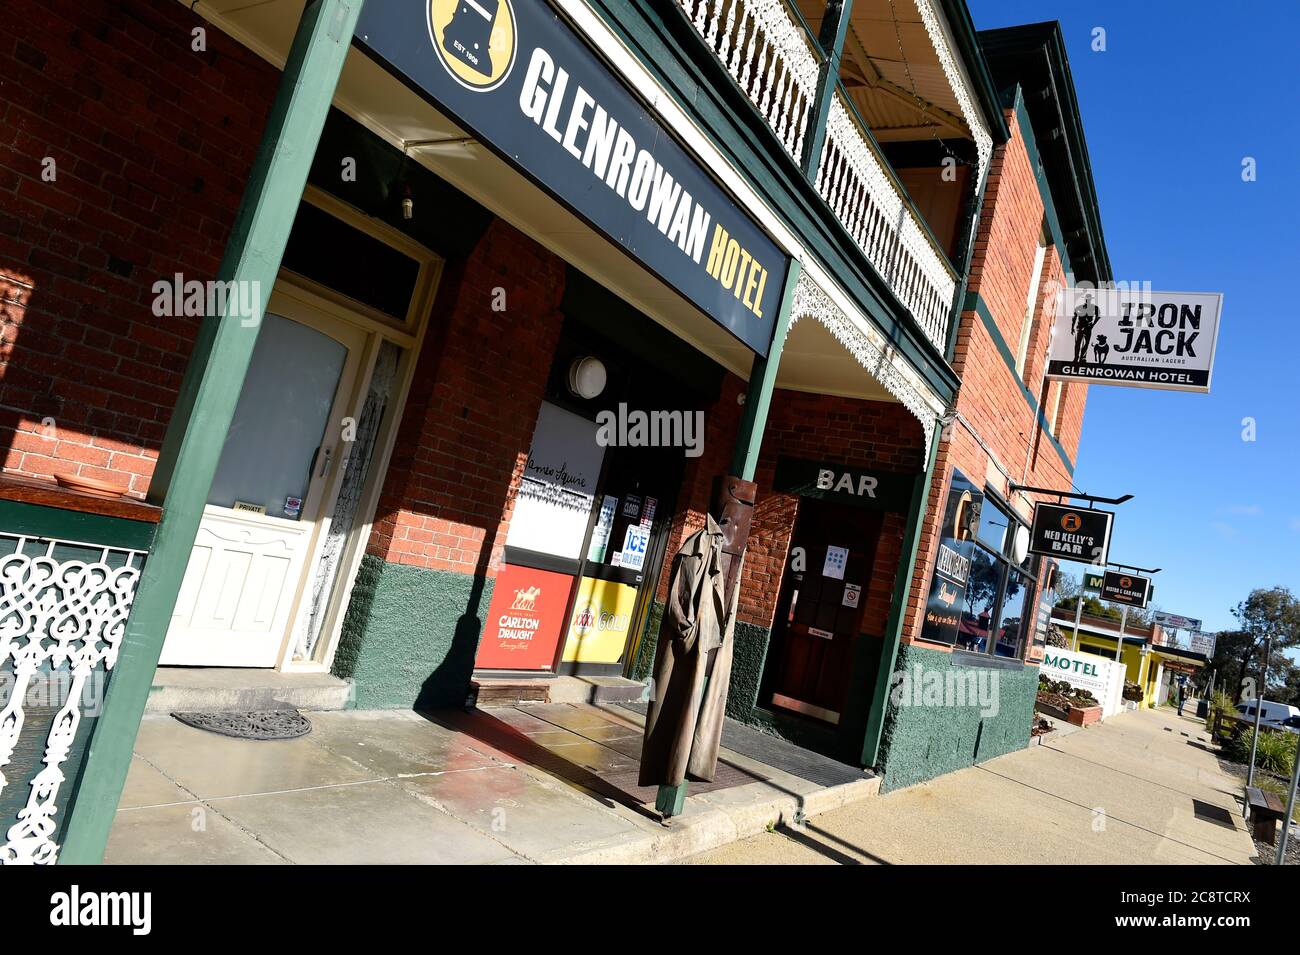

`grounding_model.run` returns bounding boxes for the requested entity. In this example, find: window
[1049,382,1068,436]
[956,497,1037,659]
[1014,223,1051,376]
